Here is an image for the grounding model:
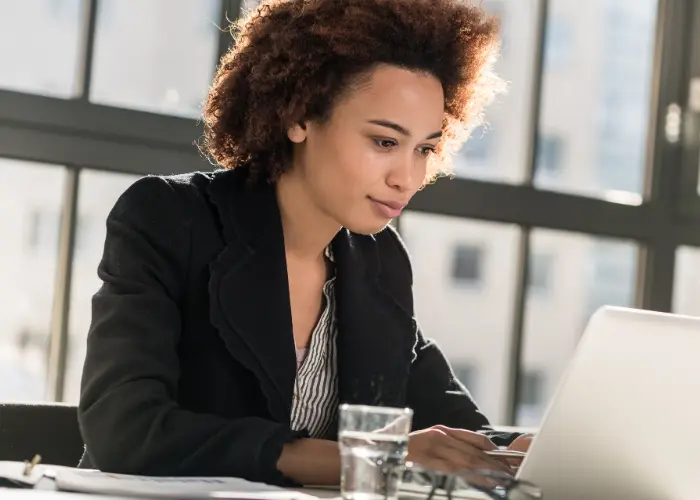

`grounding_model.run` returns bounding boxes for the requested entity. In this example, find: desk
[0,468,488,500]
[1,491,487,500]
[3,493,130,500]
[2,483,489,500]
